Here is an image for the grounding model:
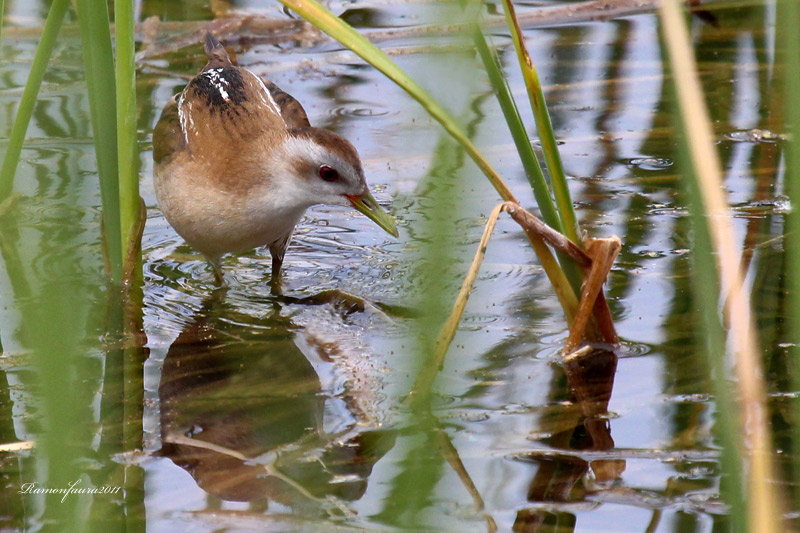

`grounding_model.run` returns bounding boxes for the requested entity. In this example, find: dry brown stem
[414,201,620,400]
[504,203,591,268]
[563,237,621,354]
